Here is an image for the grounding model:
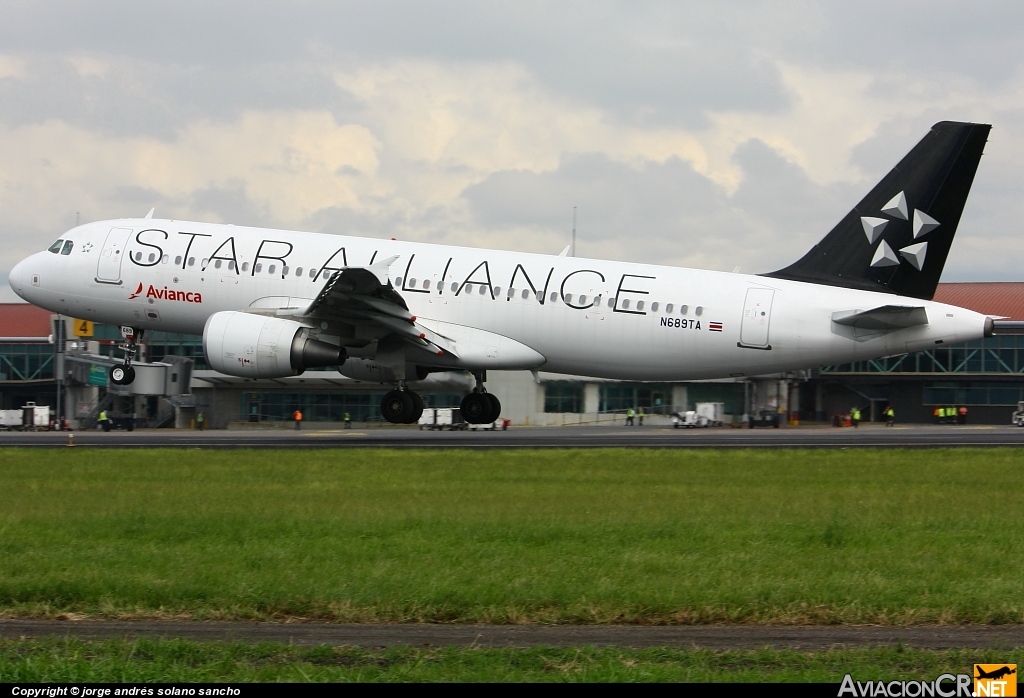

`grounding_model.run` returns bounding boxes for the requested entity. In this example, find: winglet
[145,208,155,219]
[368,255,400,285]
